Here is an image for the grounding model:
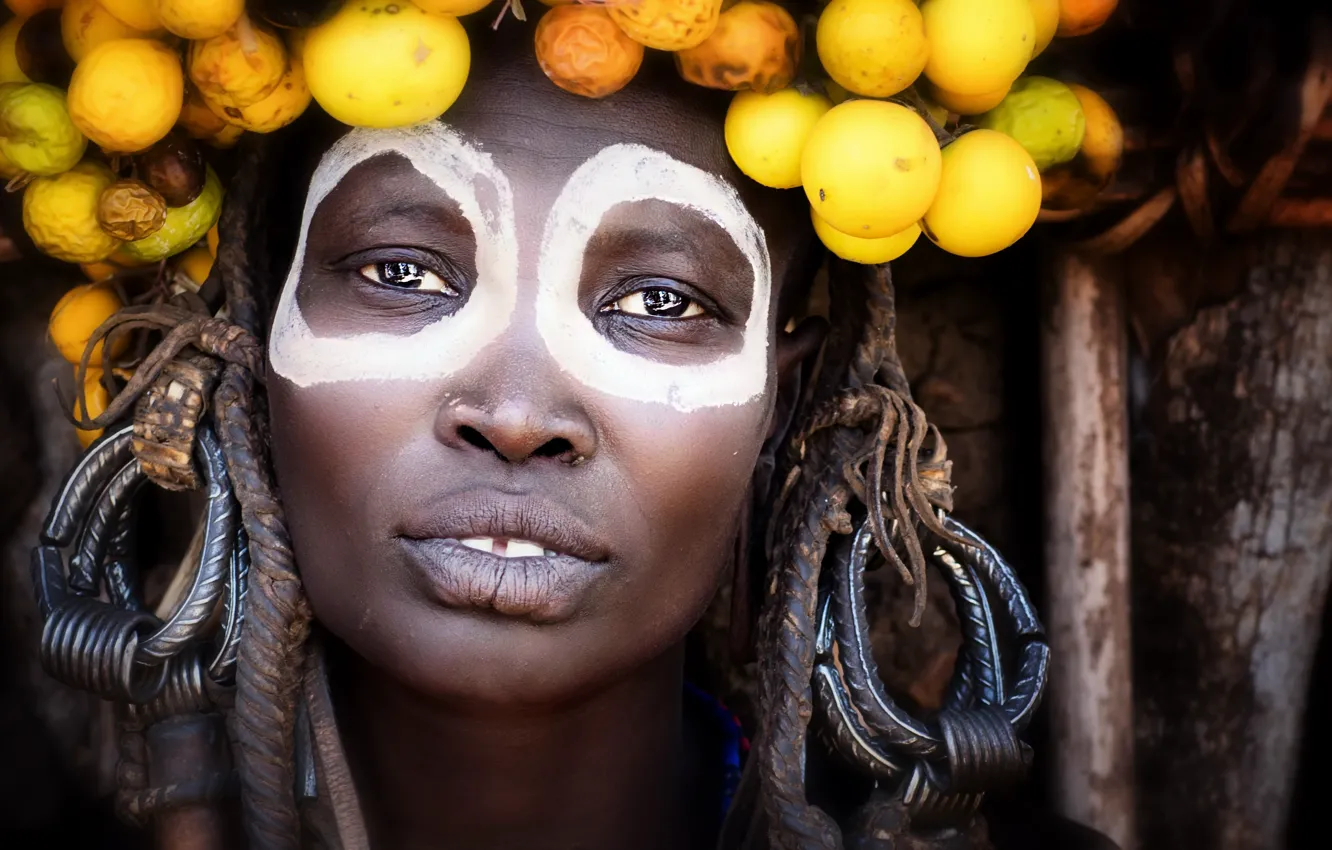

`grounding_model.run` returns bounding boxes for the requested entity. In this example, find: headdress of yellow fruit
[158,0,246,41]
[214,56,312,133]
[920,0,1034,96]
[23,161,123,263]
[62,0,159,63]
[676,1,801,94]
[817,0,929,98]
[189,20,288,111]
[536,6,644,99]
[802,99,942,238]
[49,281,128,366]
[609,0,723,52]
[67,38,183,153]
[303,0,471,128]
[813,210,920,264]
[725,87,830,189]
[922,129,1041,257]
